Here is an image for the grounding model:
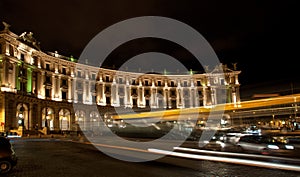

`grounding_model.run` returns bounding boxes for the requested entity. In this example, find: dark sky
[0,0,299,98]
